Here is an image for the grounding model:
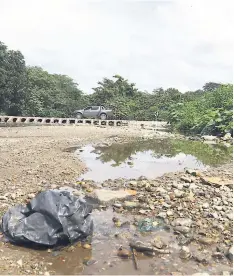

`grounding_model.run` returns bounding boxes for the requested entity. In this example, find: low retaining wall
[0,116,126,126]
[0,116,167,130]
